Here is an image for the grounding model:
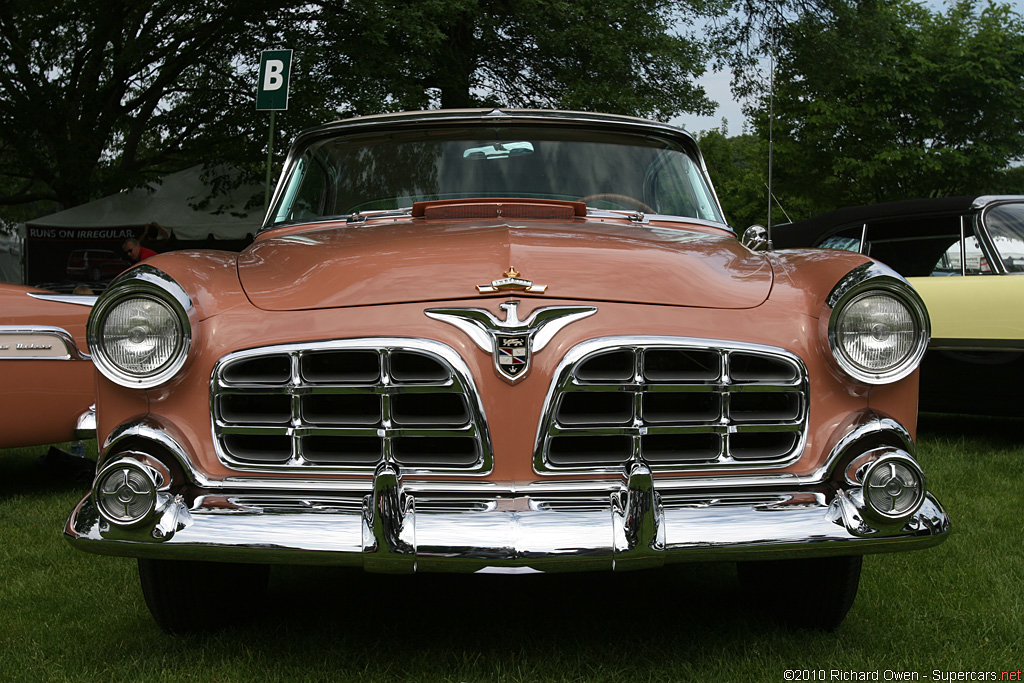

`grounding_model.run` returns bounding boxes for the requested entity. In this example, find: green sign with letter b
[256,50,292,111]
